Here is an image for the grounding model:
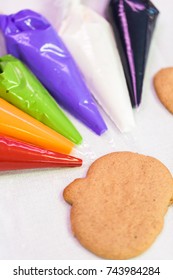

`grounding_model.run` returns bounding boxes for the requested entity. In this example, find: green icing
[0,55,82,144]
